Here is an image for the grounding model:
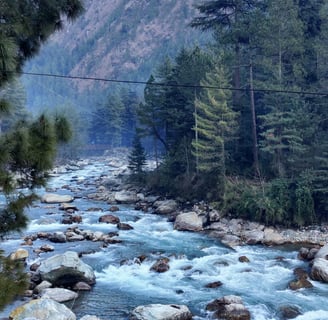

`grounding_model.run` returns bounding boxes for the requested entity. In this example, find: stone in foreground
[10,298,76,320]
[130,304,192,320]
[38,251,96,286]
